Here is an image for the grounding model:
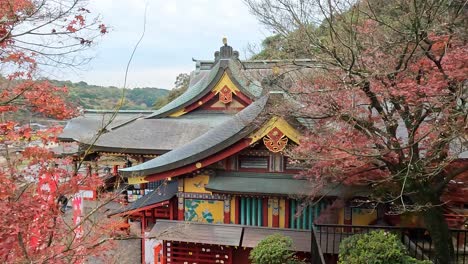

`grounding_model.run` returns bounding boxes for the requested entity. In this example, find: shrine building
[59,40,468,264]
